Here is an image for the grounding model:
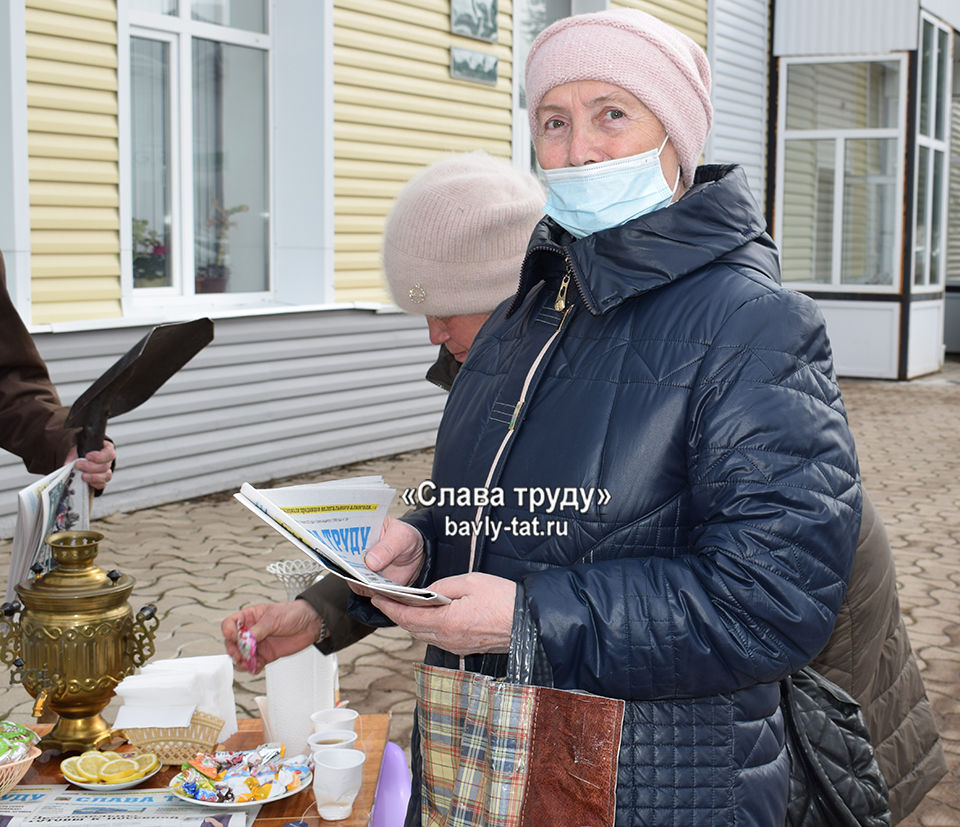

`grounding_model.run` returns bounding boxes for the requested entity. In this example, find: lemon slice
[98,757,140,784]
[132,752,160,775]
[76,751,109,778]
[61,756,91,783]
